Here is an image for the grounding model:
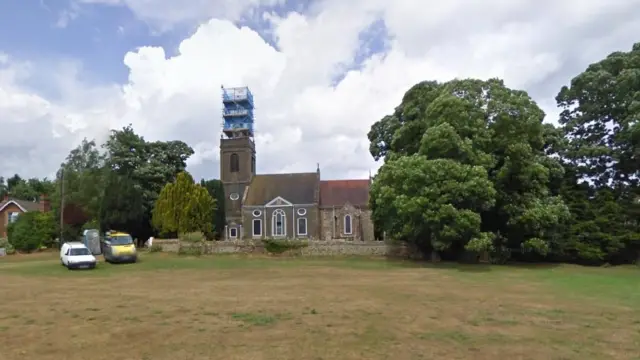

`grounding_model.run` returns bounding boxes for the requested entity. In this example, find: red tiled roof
[319,180,370,207]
